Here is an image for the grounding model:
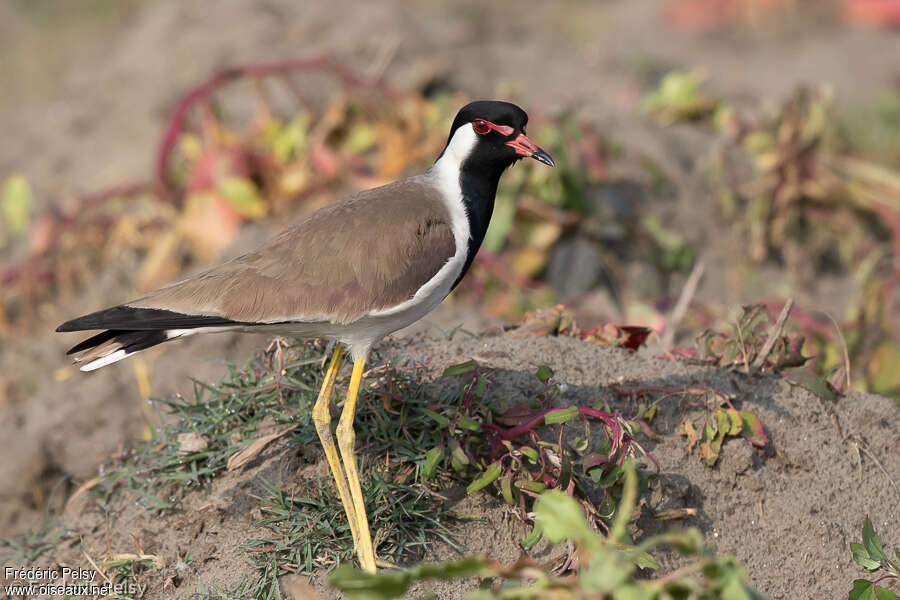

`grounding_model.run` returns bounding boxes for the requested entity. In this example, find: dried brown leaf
[227,426,296,471]
[680,416,698,453]
[653,507,697,521]
[106,553,165,569]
